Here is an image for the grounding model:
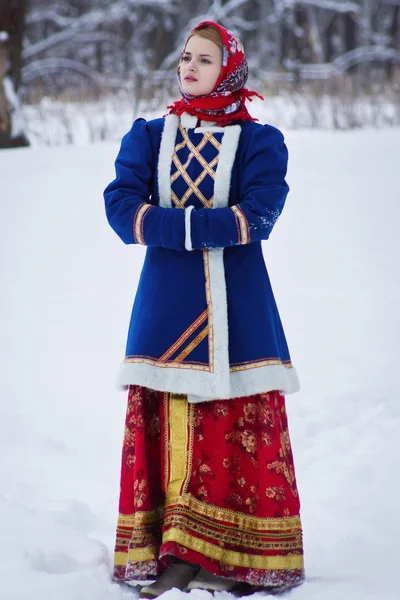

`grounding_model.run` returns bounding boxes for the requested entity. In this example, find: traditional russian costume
[104,20,304,592]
